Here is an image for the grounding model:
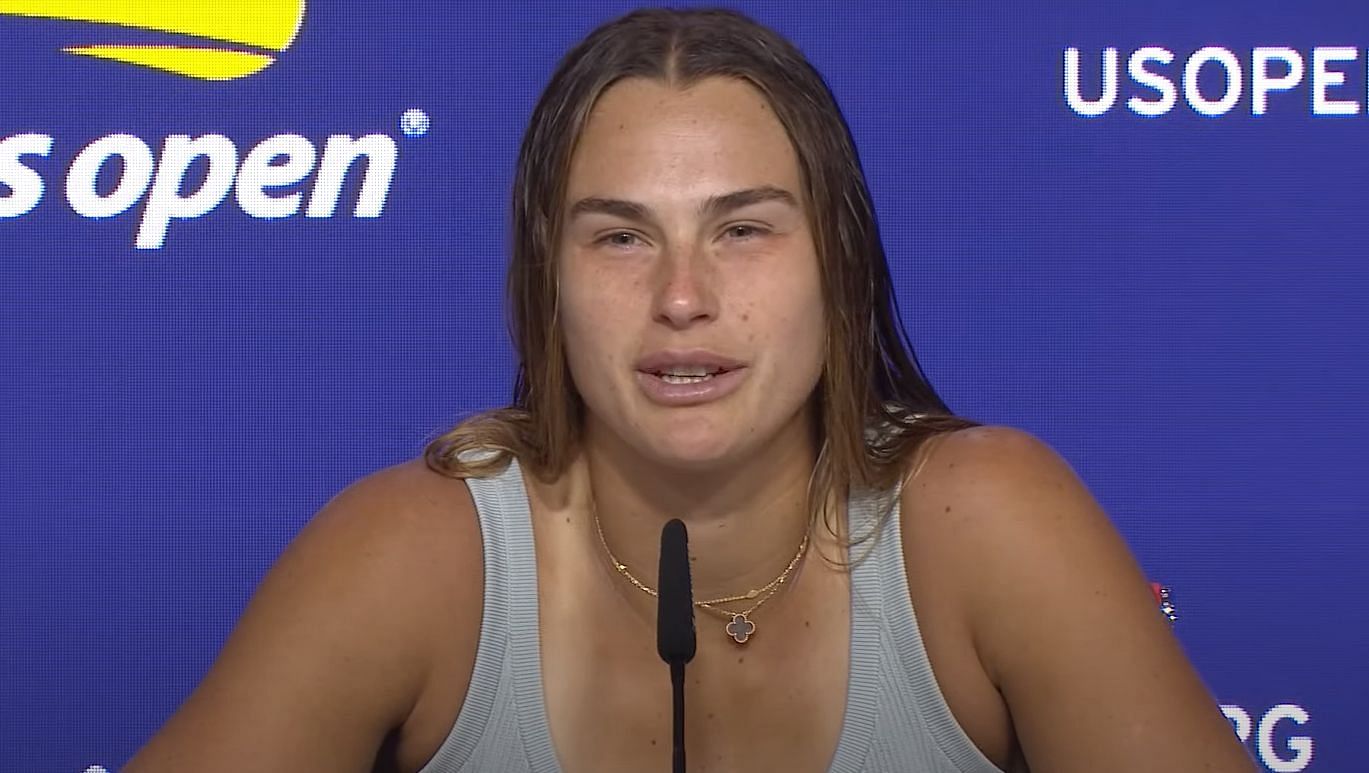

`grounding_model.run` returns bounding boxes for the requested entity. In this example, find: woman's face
[558,76,825,469]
